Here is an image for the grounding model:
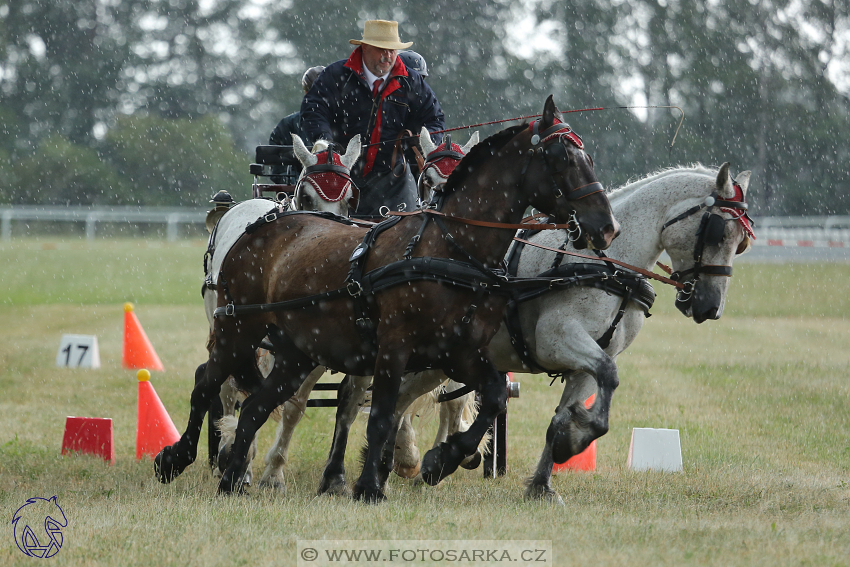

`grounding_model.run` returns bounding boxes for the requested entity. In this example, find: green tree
[102,113,250,206]
[10,134,129,205]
